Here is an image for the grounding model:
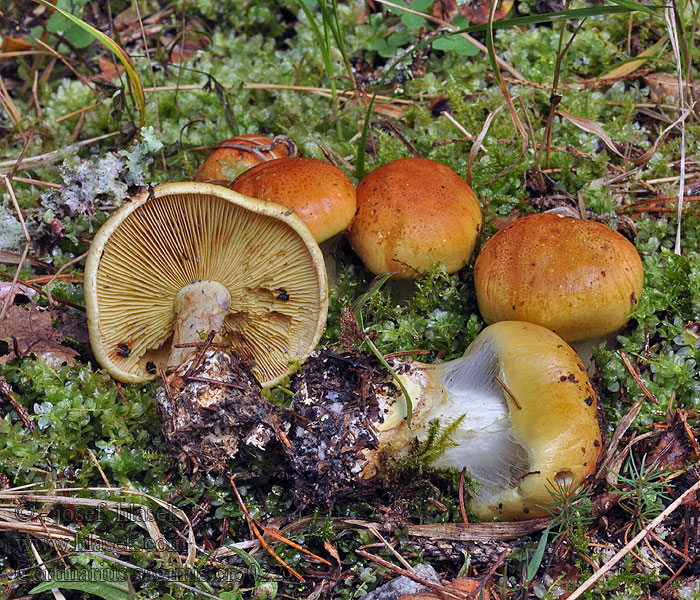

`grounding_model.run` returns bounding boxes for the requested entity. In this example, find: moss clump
[0,359,164,487]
